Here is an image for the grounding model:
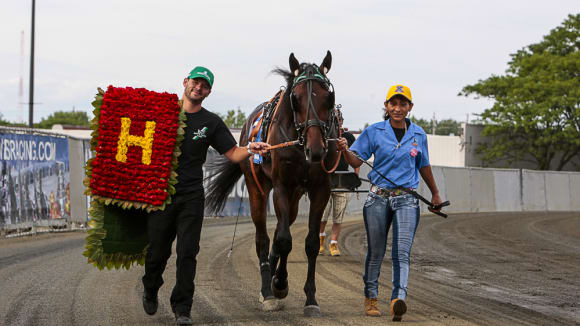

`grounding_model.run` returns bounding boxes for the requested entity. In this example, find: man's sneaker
[329,242,341,256]
[390,298,407,321]
[175,312,193,325]
[319,235,326,254]
[142,292,158,315]
[364,297,381,317]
